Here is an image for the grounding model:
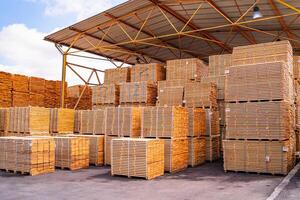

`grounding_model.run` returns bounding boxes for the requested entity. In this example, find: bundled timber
[44,80,57,108]
[92,84,119,106]
[187,108,206,137]
[66,96,92,110]
[185,82,218,109]
[202,76,226,100]
[0,137,55,176]
[188,137,206,167]
[205,135,220,162]
[0,108,8,134]
[29,77,45,94]
[12,74,29,93]
[54,136,89,170]
[225,101,293,140]
[74,110,106,135]
[164,138,188,173]
[70,135,104,166]
[12,92,29,107]
[131,63,166,82]
[166,58,208,81]
[104,135,118,165]
[119,81,157,106]
[296,132,300,151]
[50,108,74,134]
[218,101,226,126]
[68,85,92,98]
[0,72,12,107]
[223,139,295,175]
[209,54,232,76]
[7,107,50,135]
[205,109,220,136]
[29,93,45,107]
[225,62,294,103]
[158,86,184,106]
[93,109,106,135]
[104,67,131,84]
[105,107,141,137]
[141,106,188,138]
[111,138,164,180]
[294,56,300,80]
[232,40,293,74]
[158,80,193,92]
